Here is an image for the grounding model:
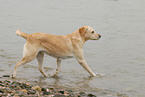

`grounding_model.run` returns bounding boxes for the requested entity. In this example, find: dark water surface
[0,0,145,97]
